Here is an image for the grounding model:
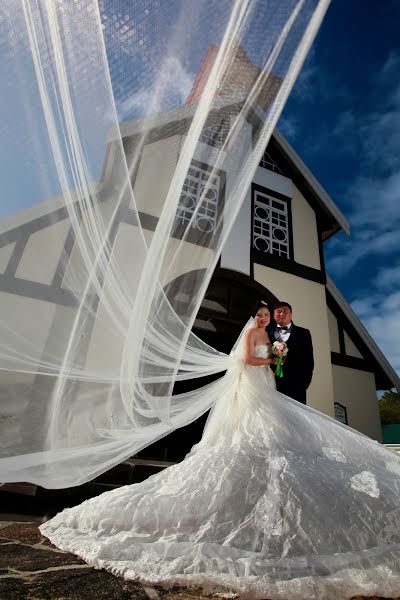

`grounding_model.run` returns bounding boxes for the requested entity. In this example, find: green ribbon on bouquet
[276,355,284,378]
